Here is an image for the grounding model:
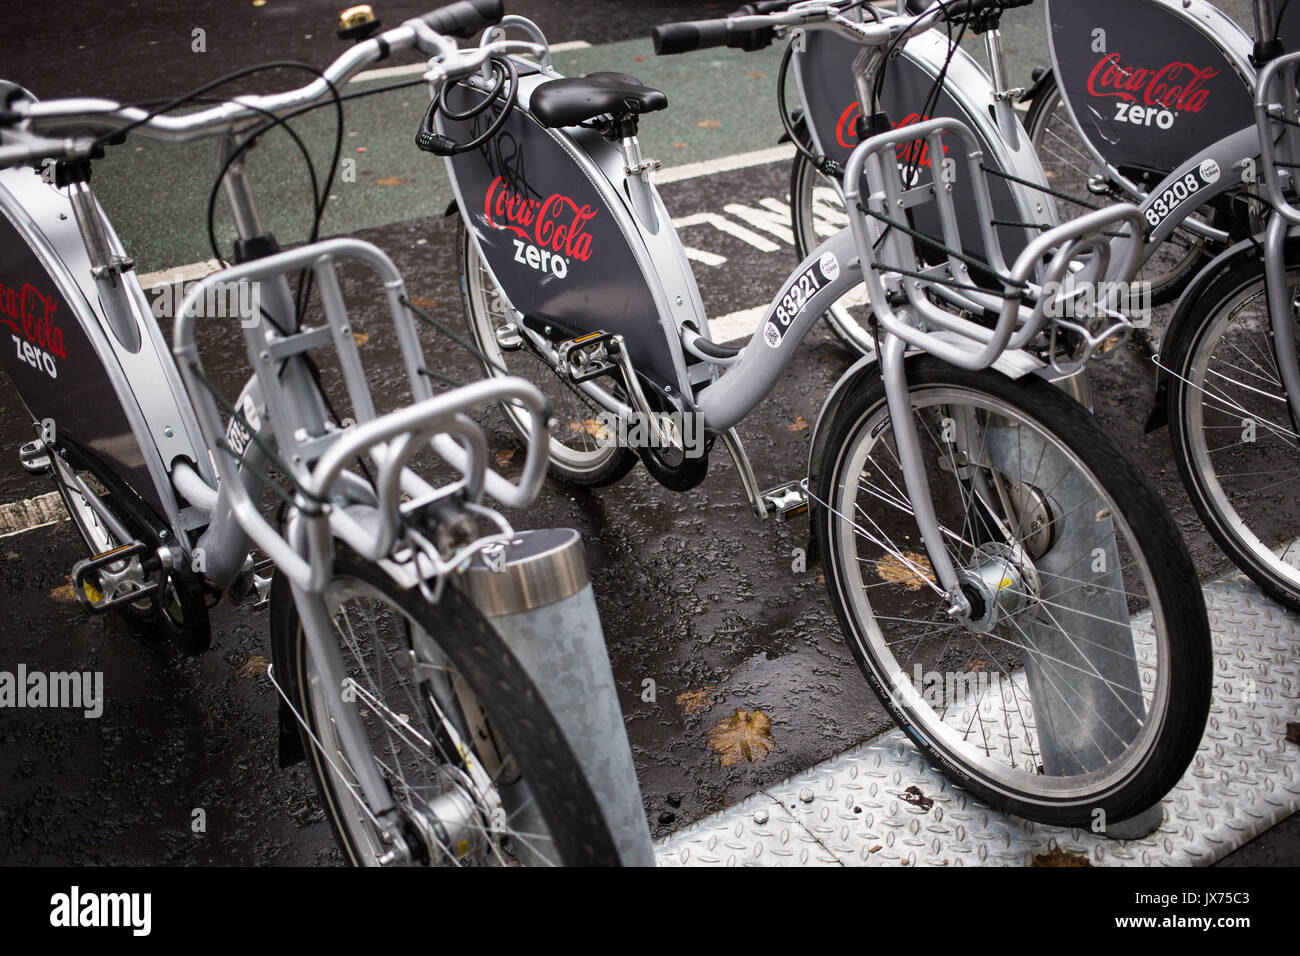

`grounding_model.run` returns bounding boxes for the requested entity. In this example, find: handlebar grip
[653,19,731,55]
[421,0,504,39]
[652,18,774,55]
